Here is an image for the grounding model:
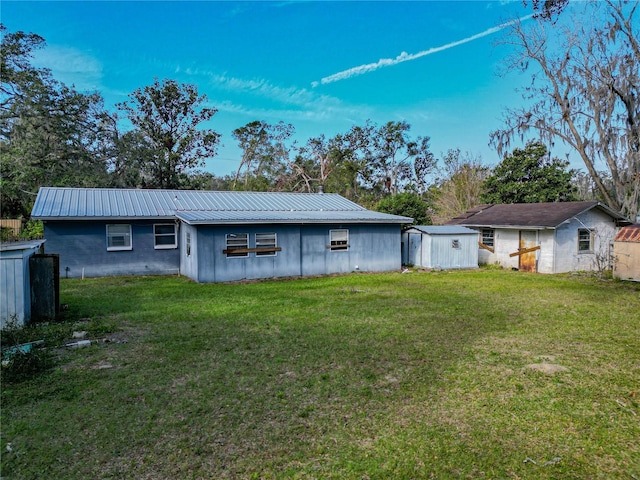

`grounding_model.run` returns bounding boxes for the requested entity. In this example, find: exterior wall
[0,243,42,327]
[614,242,640,281]
[428,234,477,269]
[301,224,401,277]
[485,229,520,270]
[553,209,617,273]
[187,223,402,283]
[401,230,477,269]
[474,209,618,273]
[43,220,180,278]
[193,224,303,283]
